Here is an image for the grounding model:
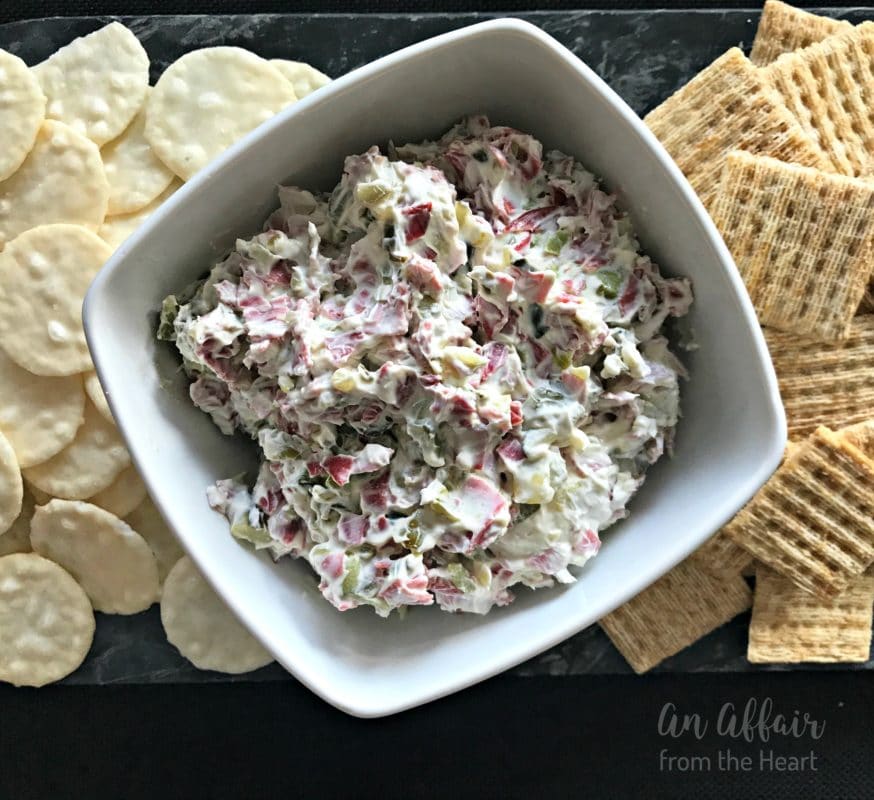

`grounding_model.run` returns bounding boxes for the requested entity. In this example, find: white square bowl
[84,18,785,717]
